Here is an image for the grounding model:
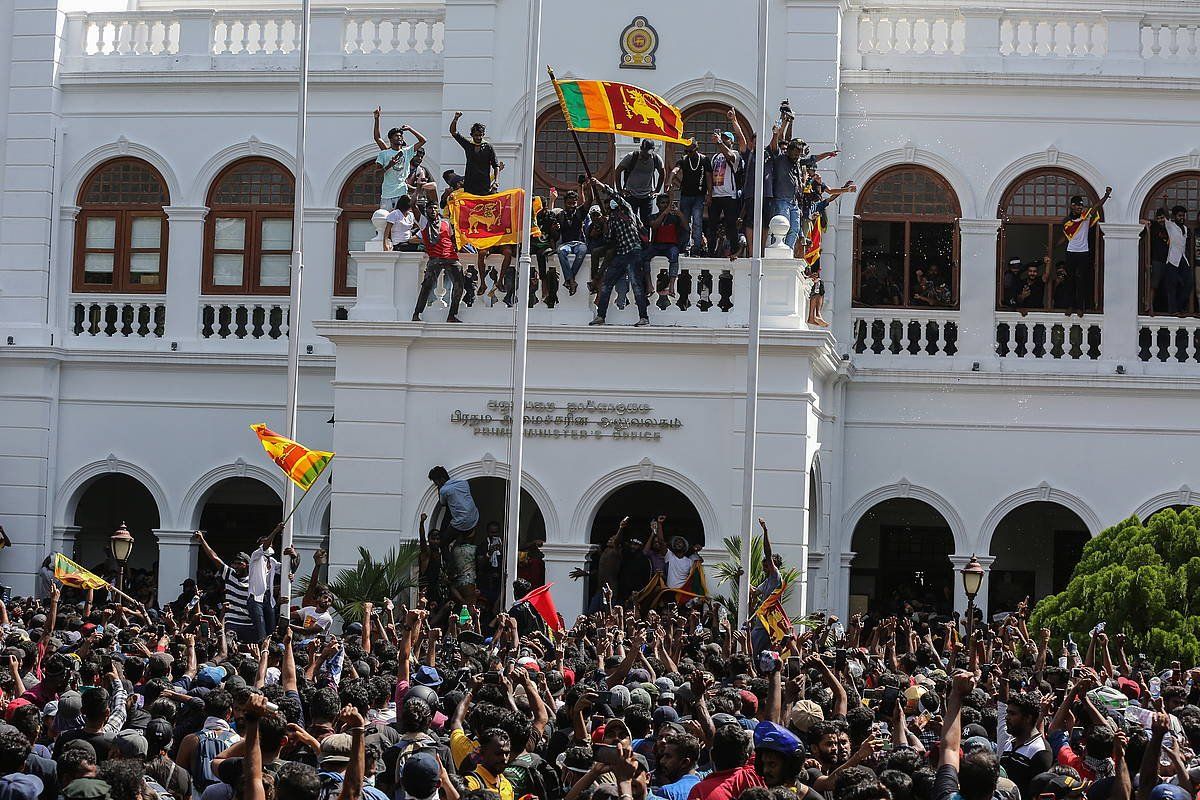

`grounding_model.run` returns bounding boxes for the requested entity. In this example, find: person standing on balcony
[449,112,503,195]
[616,139,665,228]
[411,202,464,323]
[1167,205,1193,314]
[672,139,711,257]
[1060,187,1110,316]
[373,107,428,211]
[1143,208,1170,314]
[588,176,650,327]
[707,130,742,260]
